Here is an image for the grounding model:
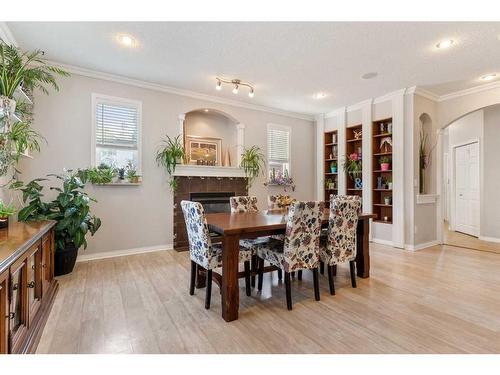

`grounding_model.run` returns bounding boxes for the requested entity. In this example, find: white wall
[18,73,315,256]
